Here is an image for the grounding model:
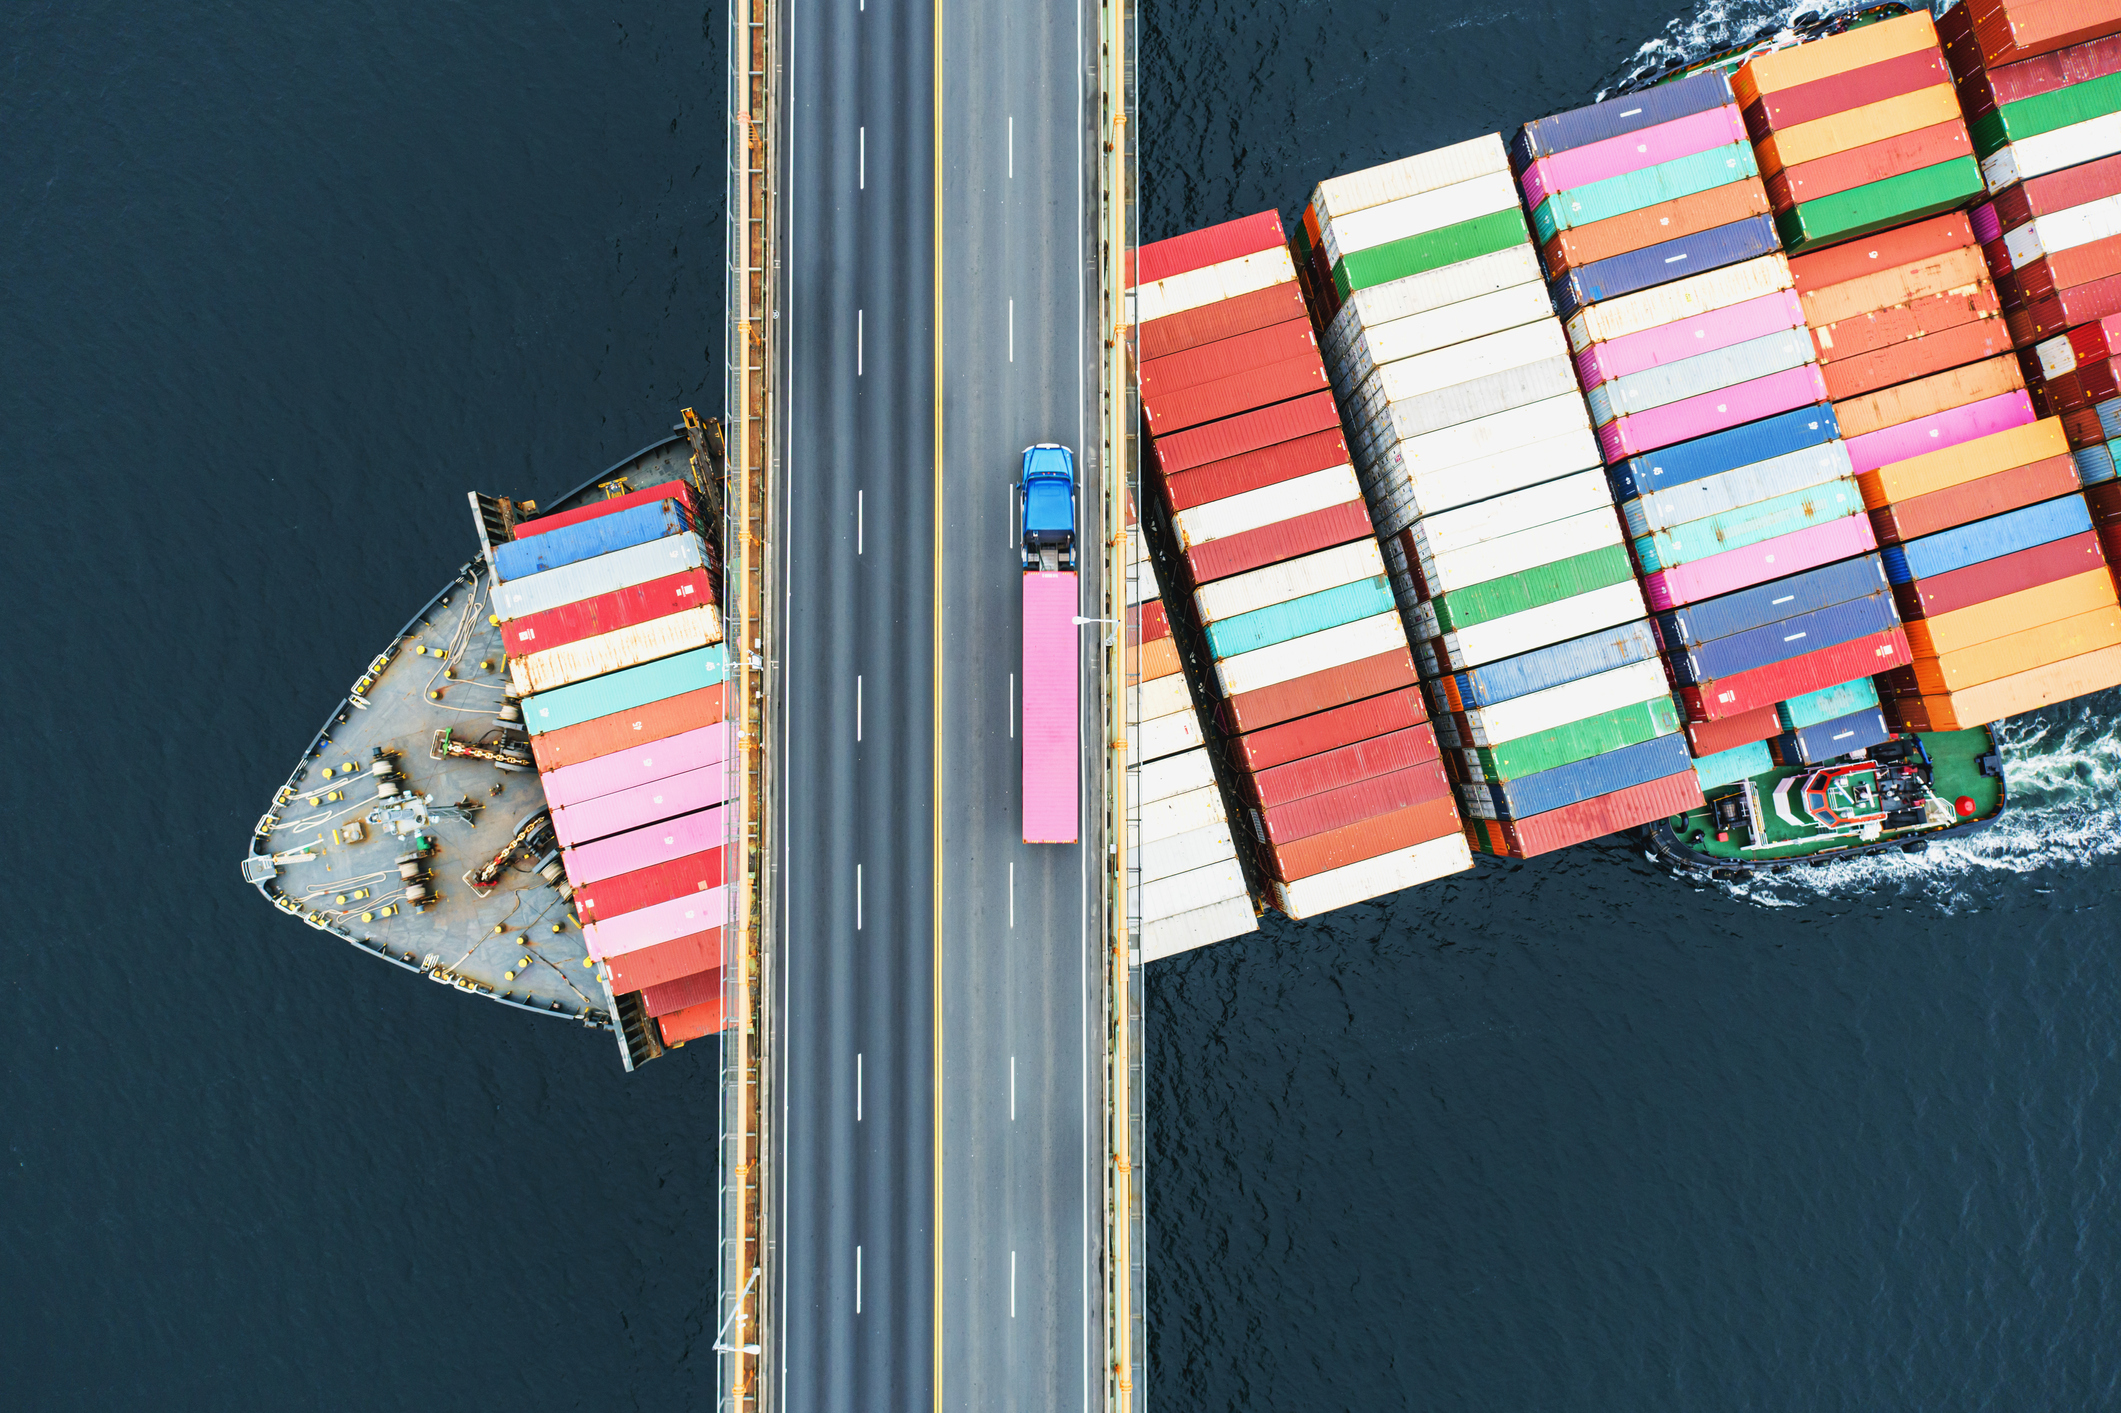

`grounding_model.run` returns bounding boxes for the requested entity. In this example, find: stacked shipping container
[1302,136,1704,858]
[1135,212,1474,912]
[492,480,730,1047]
